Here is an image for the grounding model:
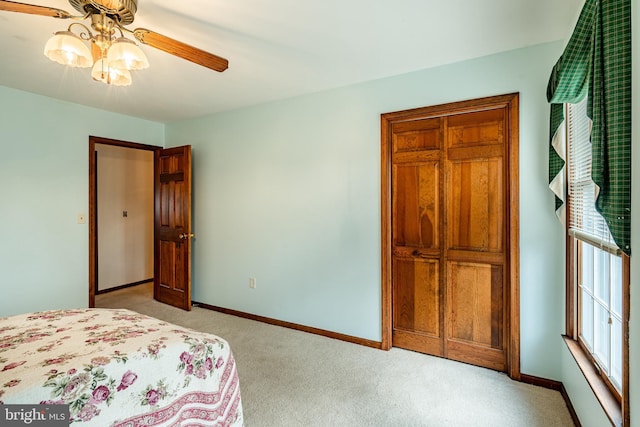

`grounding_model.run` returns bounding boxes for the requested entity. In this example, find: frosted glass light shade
[91,58,132,86]
[107,37,149,70]
[43,31,92,68]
